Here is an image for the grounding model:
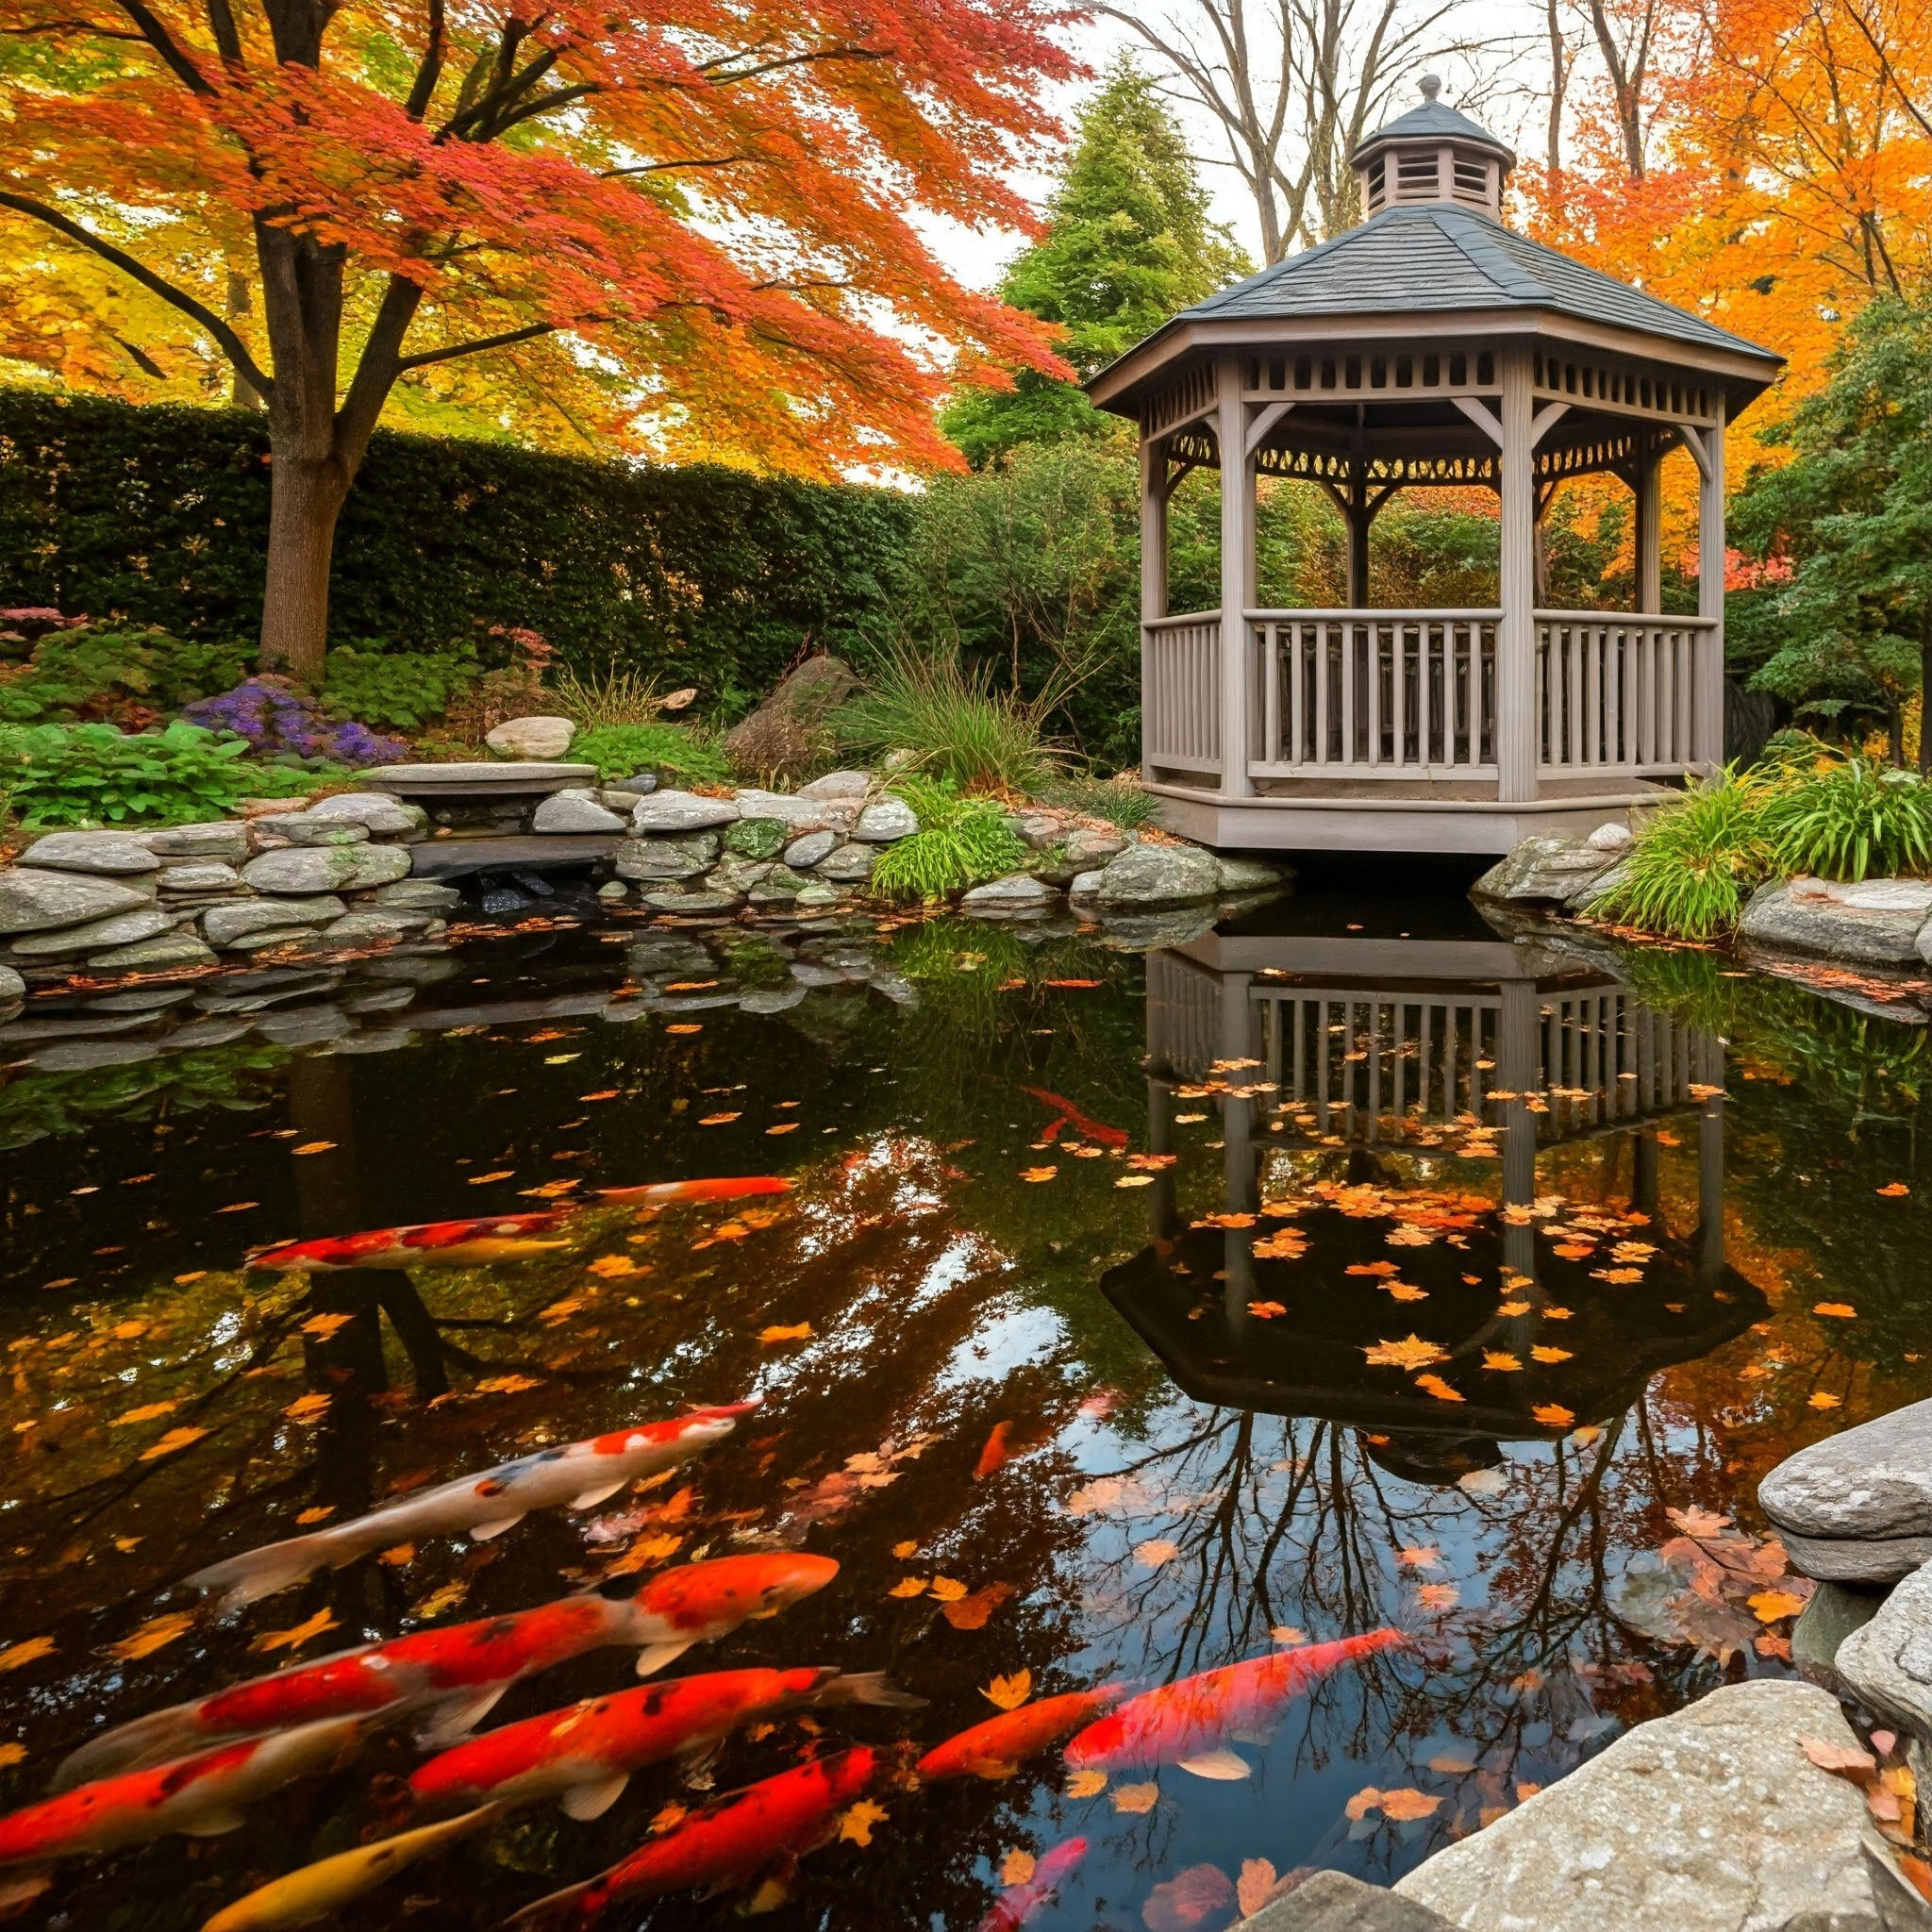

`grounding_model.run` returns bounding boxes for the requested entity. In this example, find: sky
[922,0,1553,293]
